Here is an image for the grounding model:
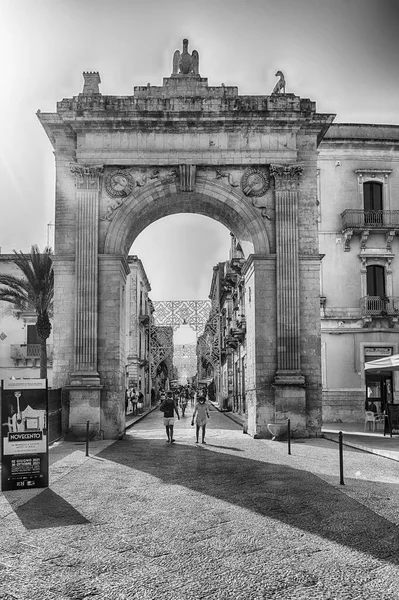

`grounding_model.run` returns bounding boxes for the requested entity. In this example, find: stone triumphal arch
[38,39,334,439]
